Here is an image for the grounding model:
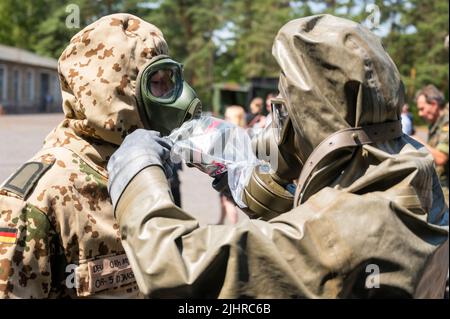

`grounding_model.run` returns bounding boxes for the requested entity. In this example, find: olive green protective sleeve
[115,166,449,298]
